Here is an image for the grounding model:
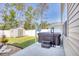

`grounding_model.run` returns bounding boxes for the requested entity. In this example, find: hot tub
[38,32,61,45]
